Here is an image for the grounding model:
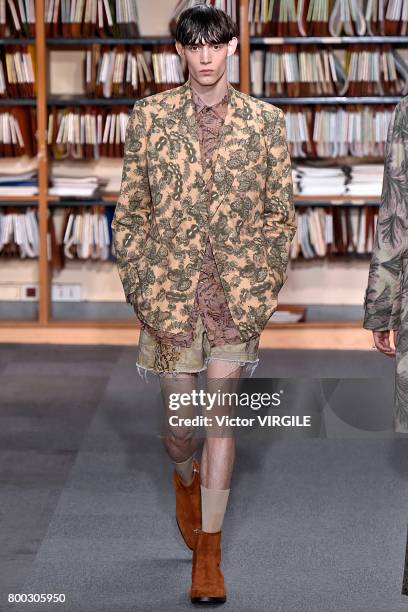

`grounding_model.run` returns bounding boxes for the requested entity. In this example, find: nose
[200,46,211,63]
